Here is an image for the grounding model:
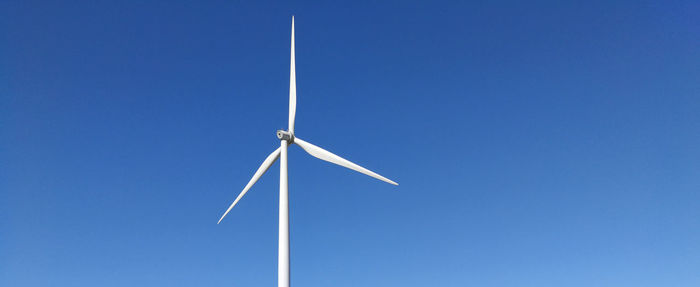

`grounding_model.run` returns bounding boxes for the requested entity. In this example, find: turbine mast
[278,140,290,287]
